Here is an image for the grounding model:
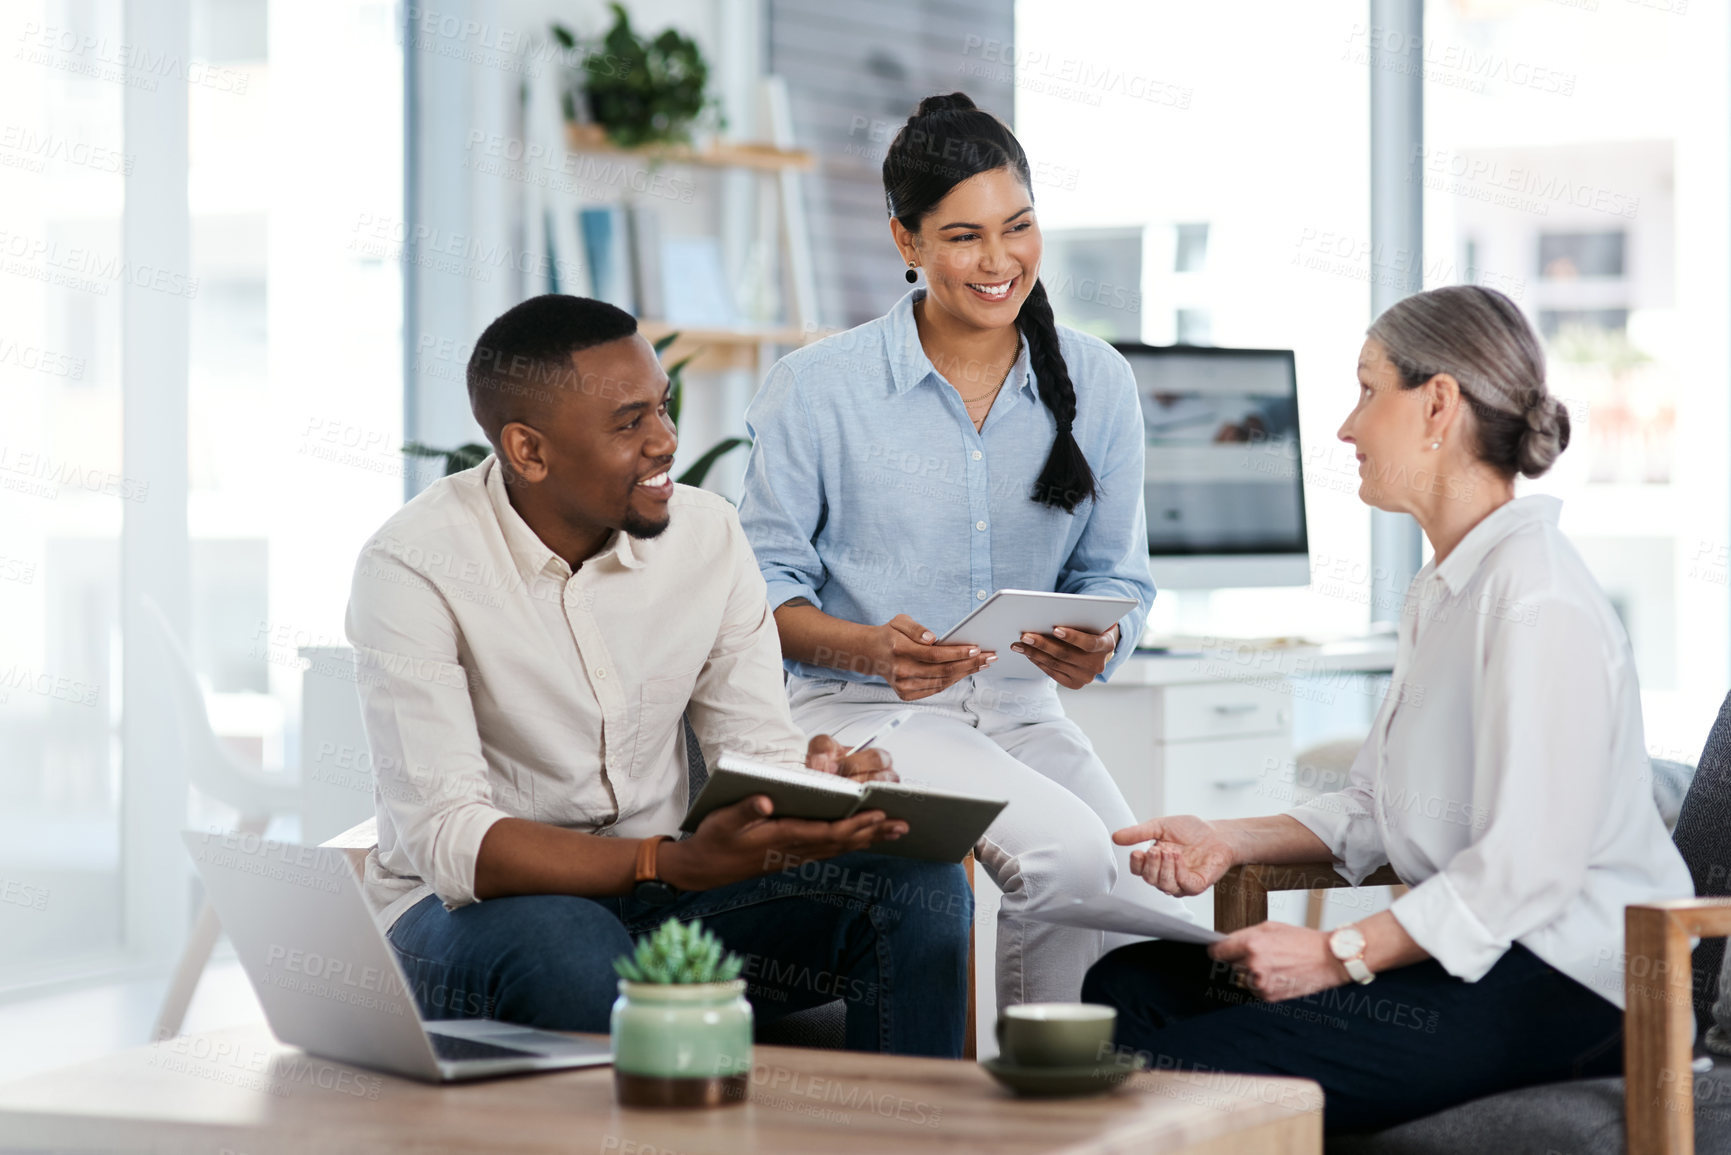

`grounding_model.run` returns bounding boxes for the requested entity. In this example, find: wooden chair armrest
[1214,863,1404,932]
[1629,896,1731,937]
[1625,896,1731,1155]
